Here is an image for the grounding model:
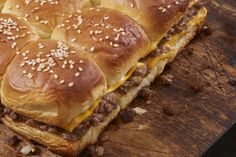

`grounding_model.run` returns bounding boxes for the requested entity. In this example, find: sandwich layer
[2,5,207,156]
[1,39,107,128]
